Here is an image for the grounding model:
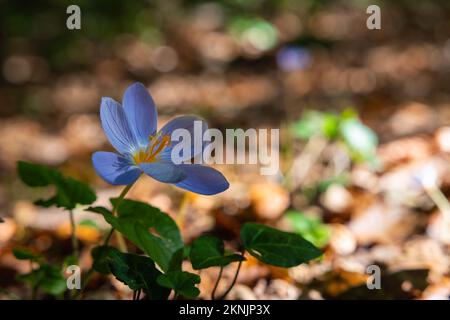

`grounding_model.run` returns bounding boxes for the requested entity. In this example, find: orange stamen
[132,134,171,164]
